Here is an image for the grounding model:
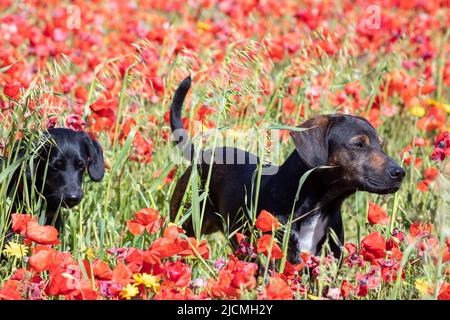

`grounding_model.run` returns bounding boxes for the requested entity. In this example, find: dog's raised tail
[170,76,194,161]
[170,76,191,132]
